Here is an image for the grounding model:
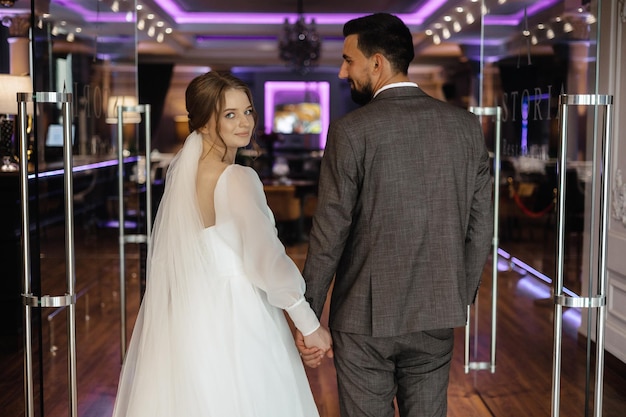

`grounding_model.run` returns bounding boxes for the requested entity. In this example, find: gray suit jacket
[302,86,493,337]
